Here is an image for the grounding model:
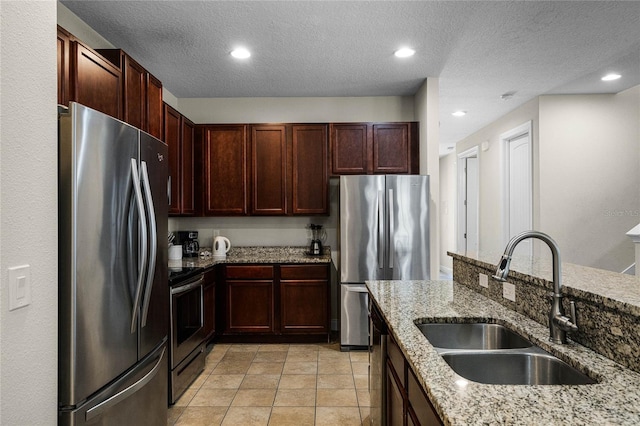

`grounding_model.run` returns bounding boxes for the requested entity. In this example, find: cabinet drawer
[387,334,405,387]
[226,265,274,279]
[281,264,328,280]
